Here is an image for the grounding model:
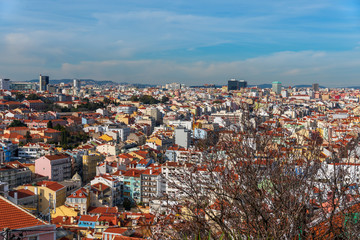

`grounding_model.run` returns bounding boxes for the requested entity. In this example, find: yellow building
[52,205,78,218]
[99,134,114,142]
[189,107,198,116]
[128,150,148,160]
[83,152,103,183]
[115,114,132,124]
[146,136,163,147]
[17,180,66,214]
